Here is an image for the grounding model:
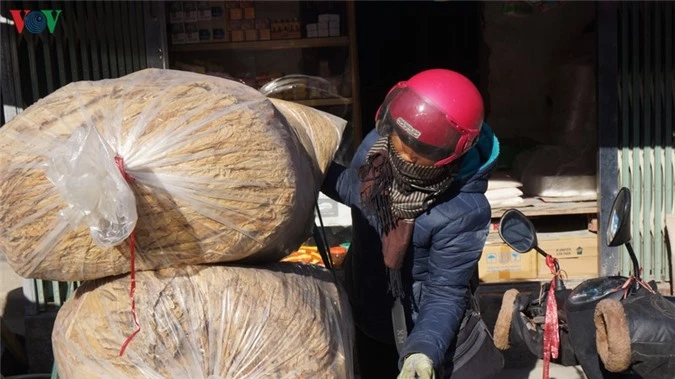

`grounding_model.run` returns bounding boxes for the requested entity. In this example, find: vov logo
[9,10,62,34]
